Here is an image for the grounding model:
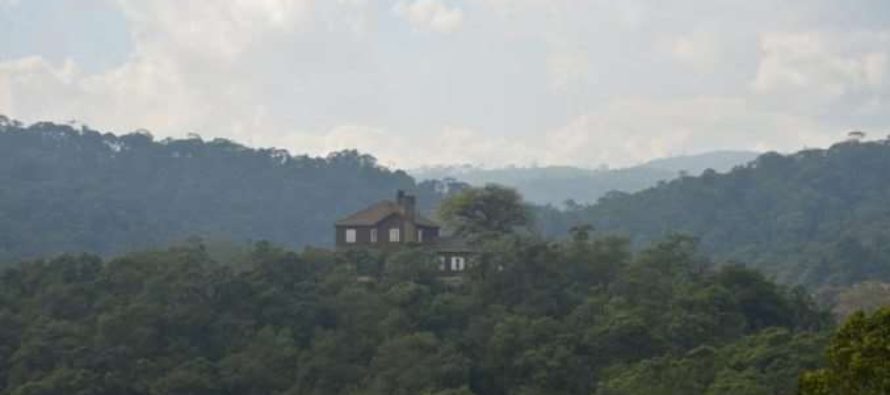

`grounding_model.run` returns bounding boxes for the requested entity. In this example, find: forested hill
[0,118,456,262]
[541,139,890,287]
